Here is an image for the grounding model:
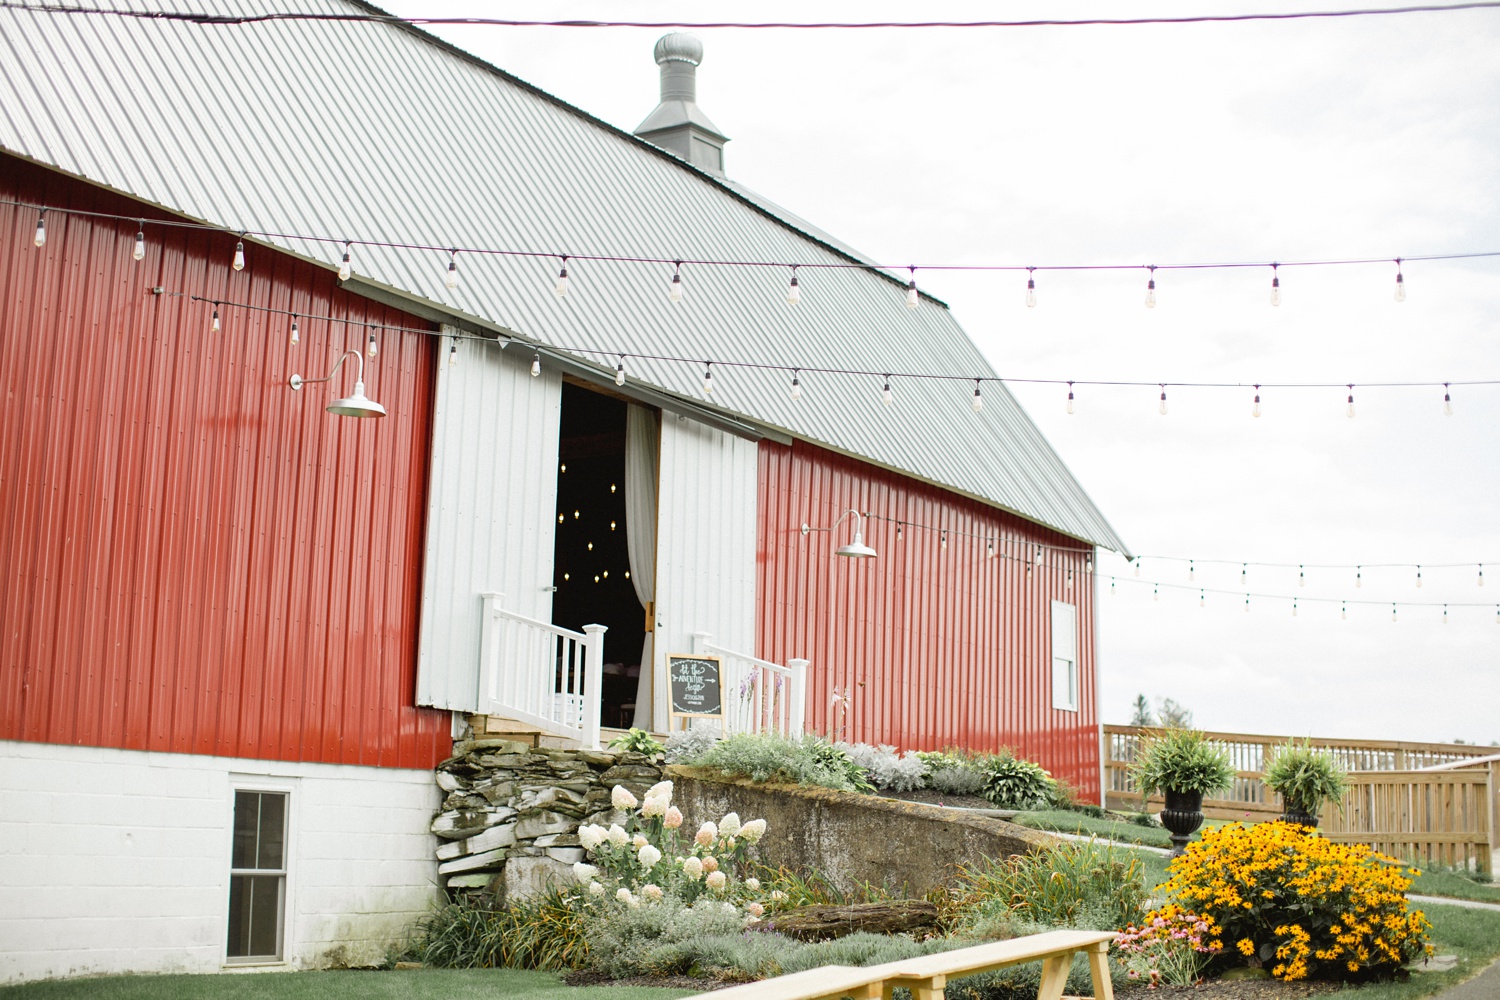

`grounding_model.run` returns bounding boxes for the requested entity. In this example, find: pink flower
[747,902,764,917]
[611,785,638,810]
[695,821,718,847]
[663,806,684,829]
[701,855,719,873]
